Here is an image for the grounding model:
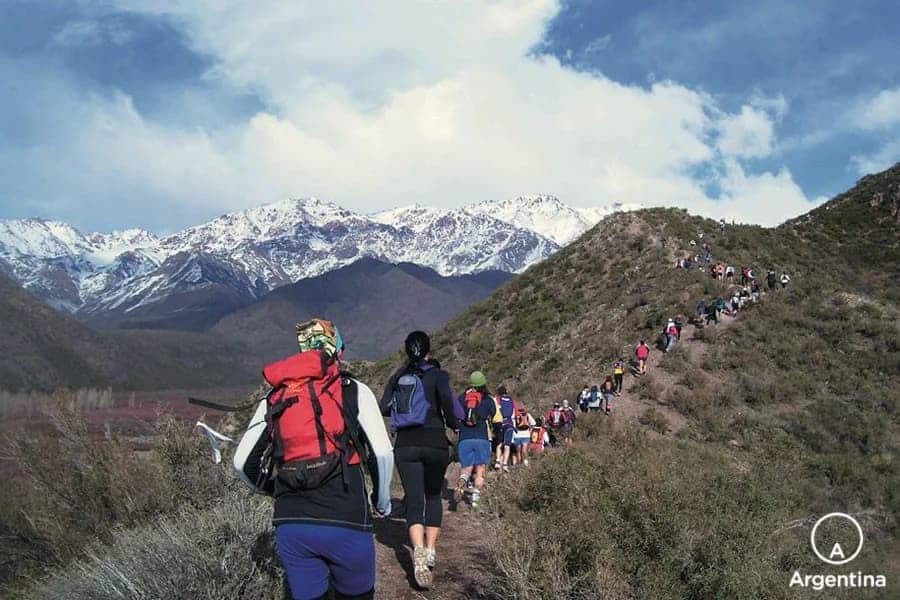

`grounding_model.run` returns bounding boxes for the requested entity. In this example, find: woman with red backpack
[261,319,394,600]
[380,331,457,589]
